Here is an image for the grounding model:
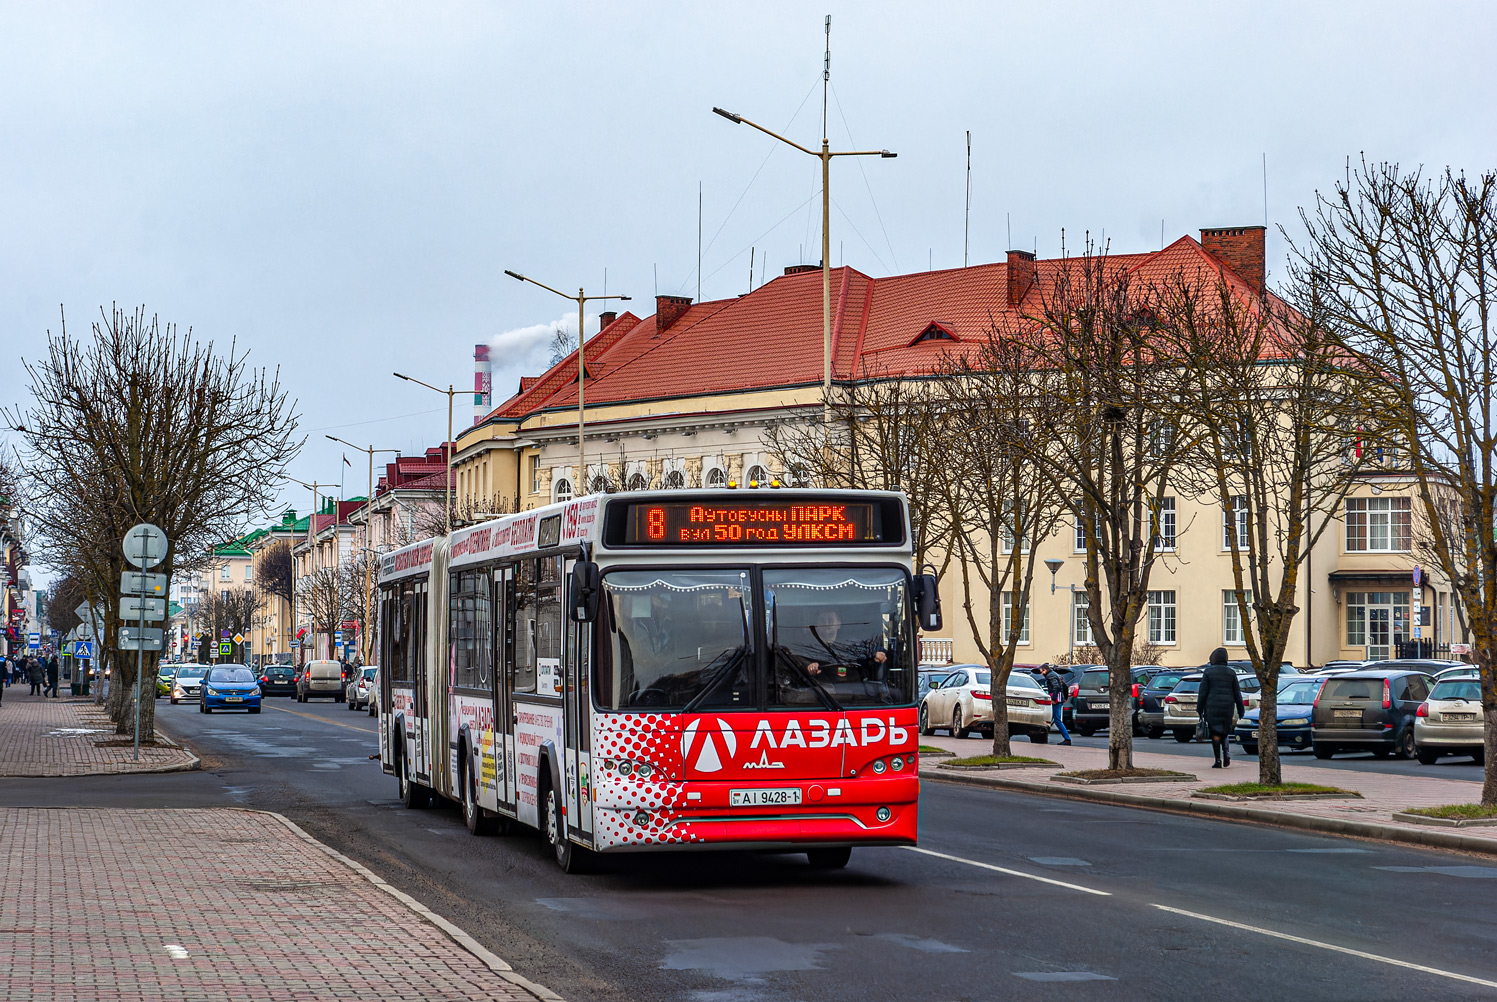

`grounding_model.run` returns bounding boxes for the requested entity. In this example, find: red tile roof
[481,235,1282,423]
